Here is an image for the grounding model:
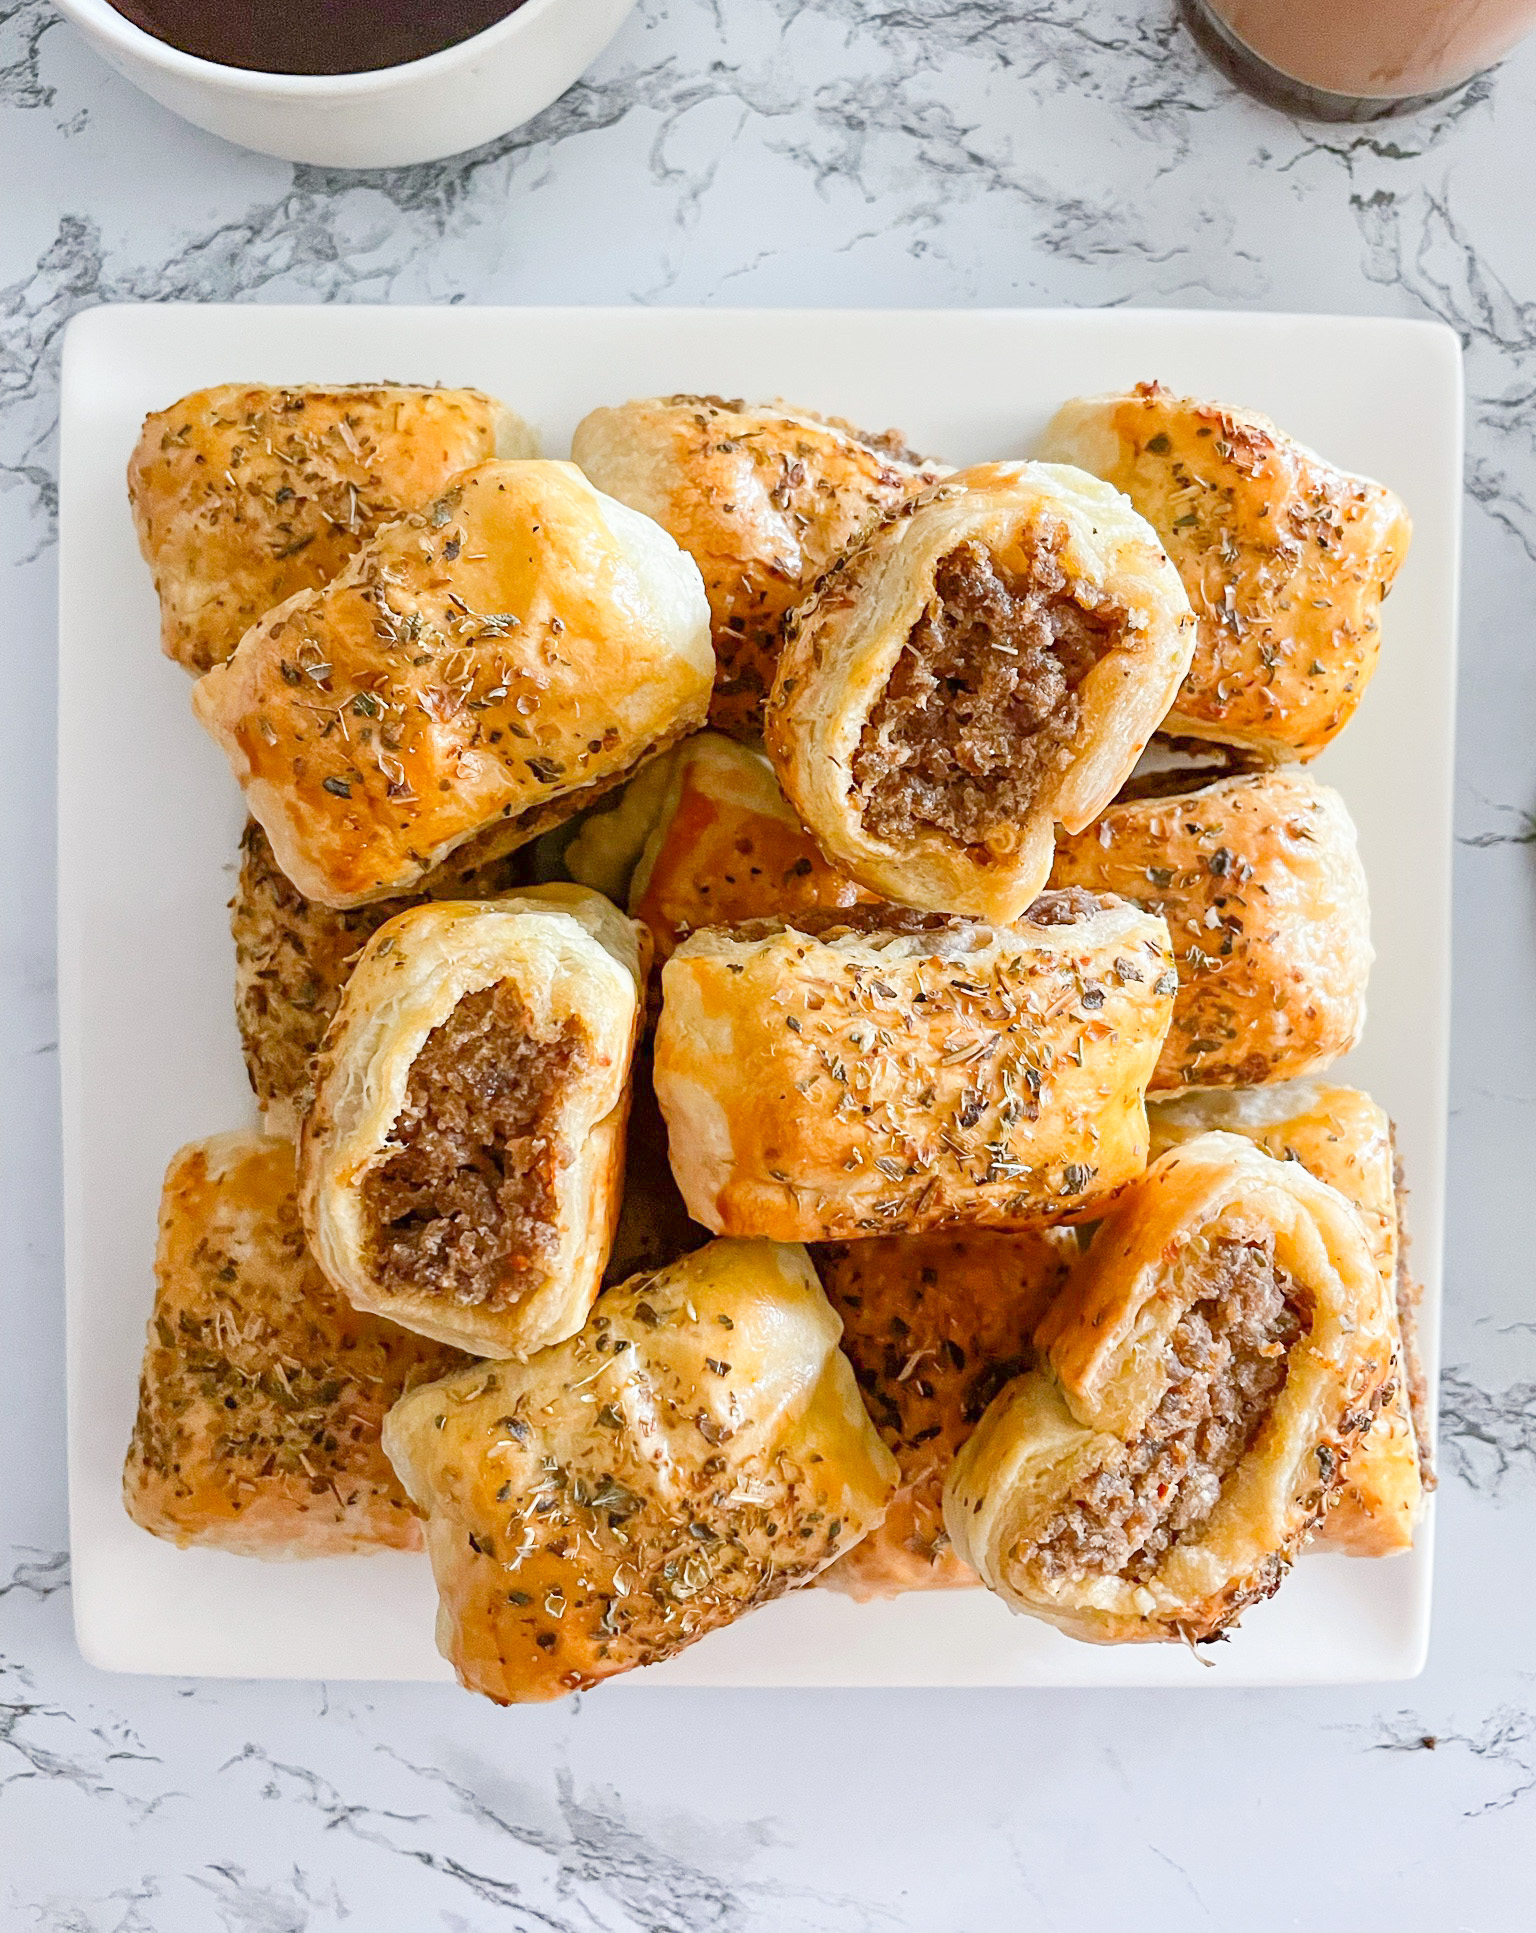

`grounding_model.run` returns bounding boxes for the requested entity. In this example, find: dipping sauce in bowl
[106,0,530,74]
